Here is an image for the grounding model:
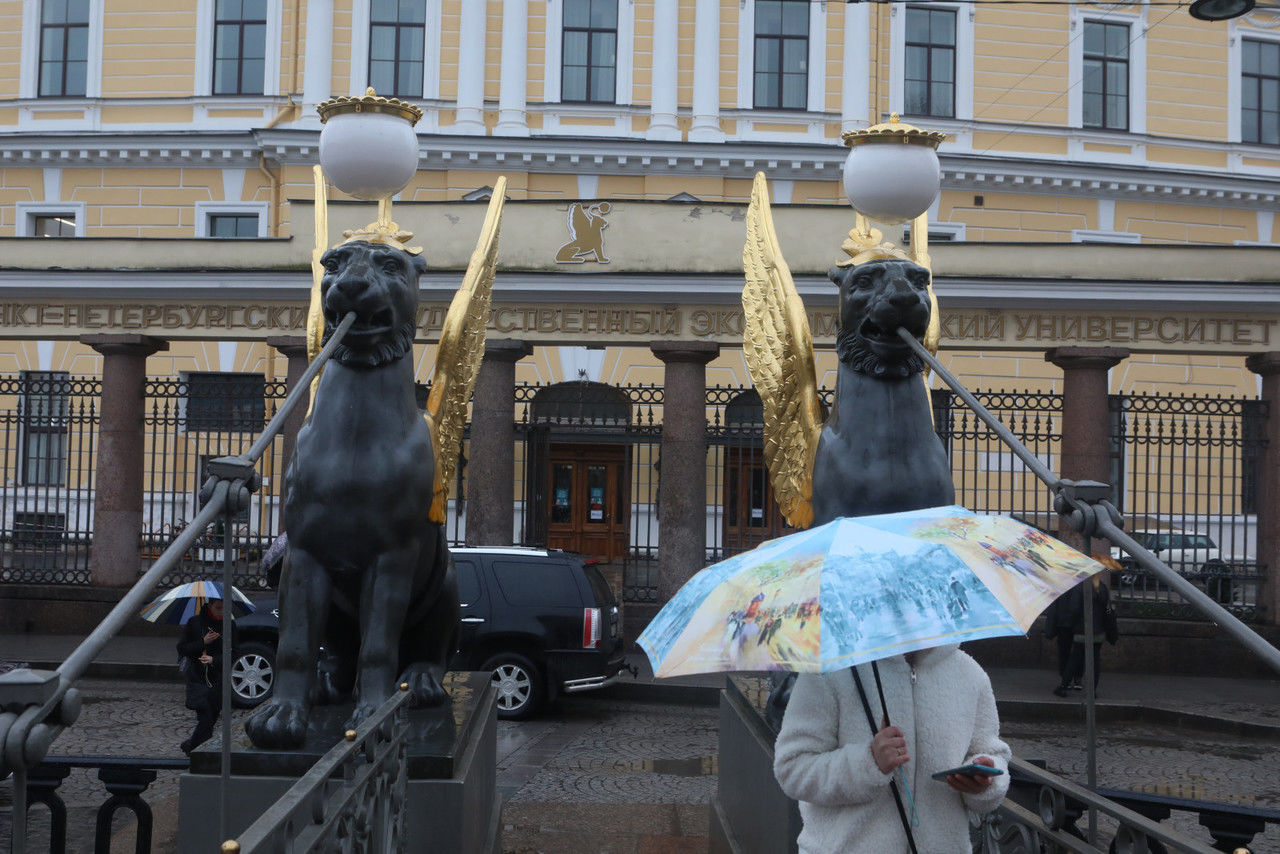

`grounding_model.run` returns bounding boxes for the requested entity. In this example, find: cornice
[0,127,1278,209]
[1,270,1276,314]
